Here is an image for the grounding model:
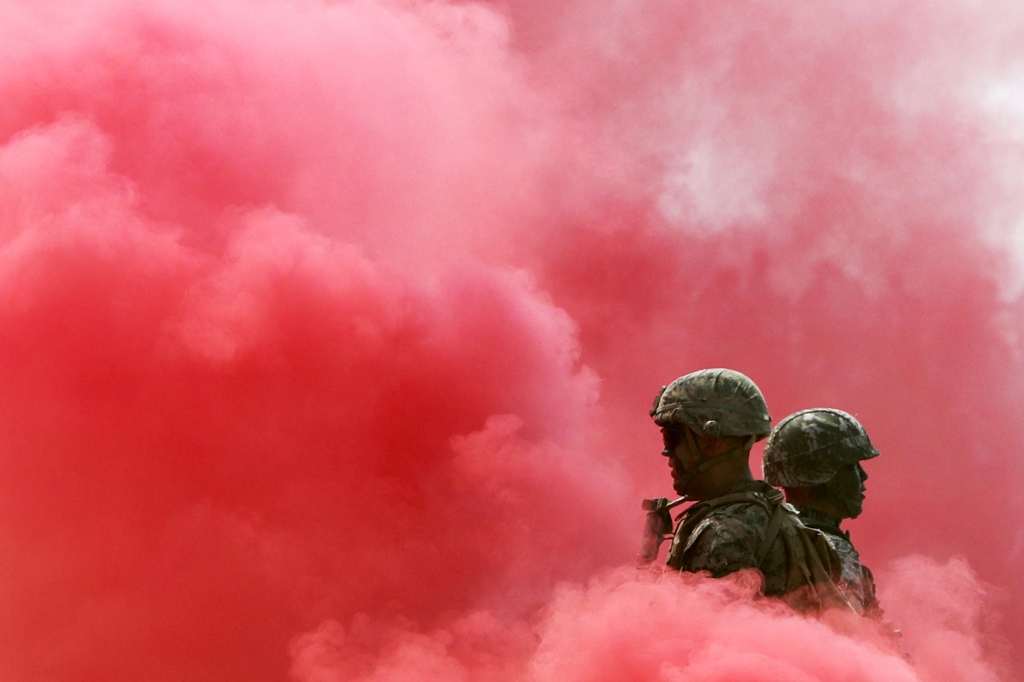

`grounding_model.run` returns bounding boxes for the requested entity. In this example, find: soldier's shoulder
[691,500,771,543]
[821,529,857,559]
[693,494,774,531]
[706,497,773,522]
[671,497,773,575]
